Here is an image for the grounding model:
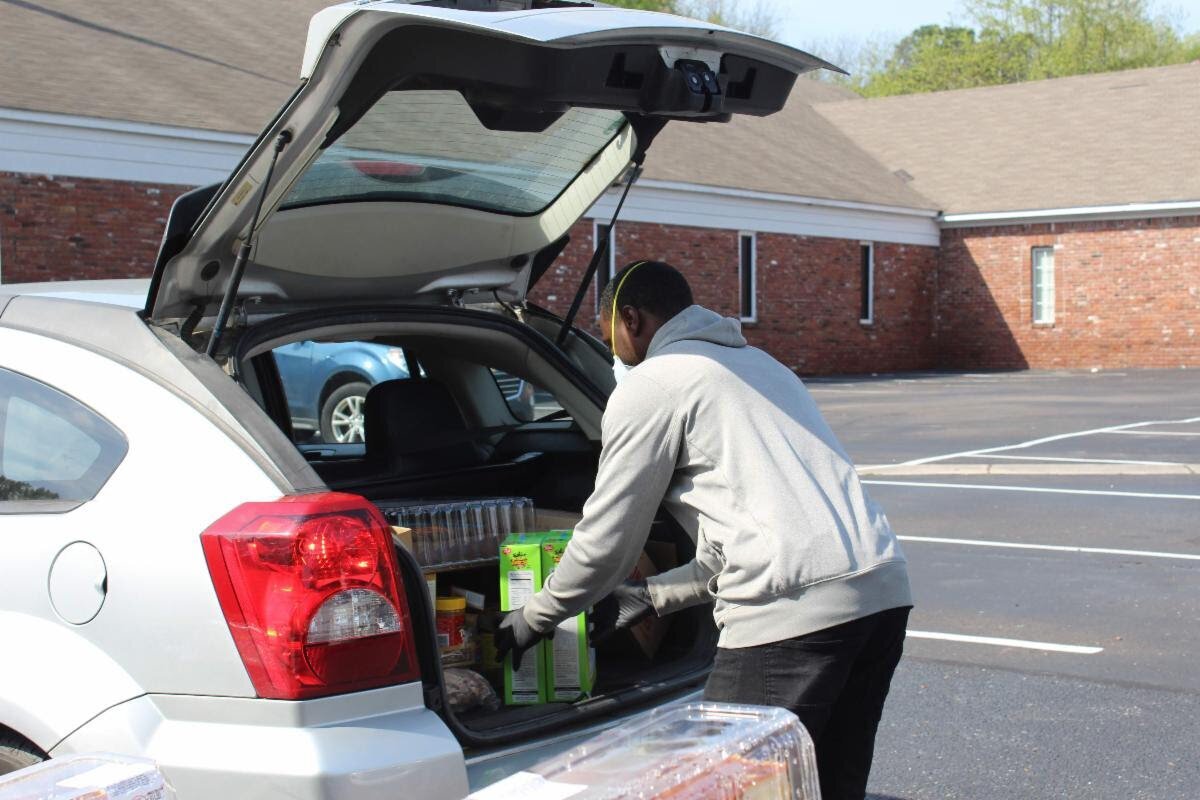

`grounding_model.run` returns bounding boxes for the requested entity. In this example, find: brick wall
[0,172,185,283]
[937,216,1200,369]
[529,220,939,374]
